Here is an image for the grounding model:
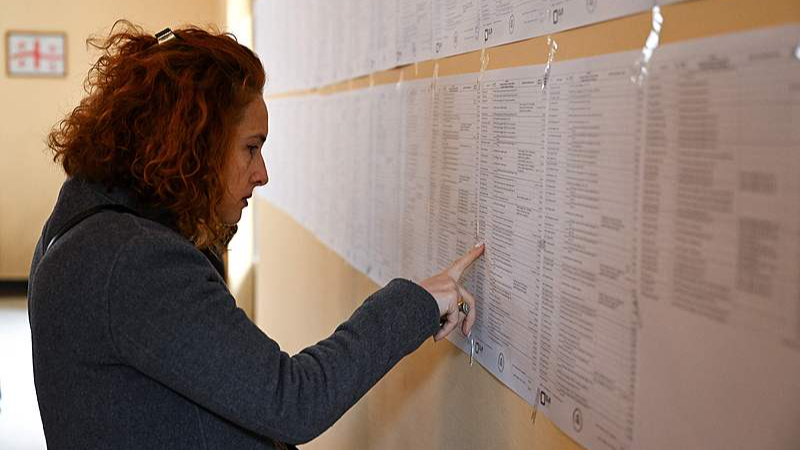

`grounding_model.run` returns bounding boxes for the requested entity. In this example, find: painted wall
[0,0,226,279]
[225,0,258,321]
[252,1,800,449]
